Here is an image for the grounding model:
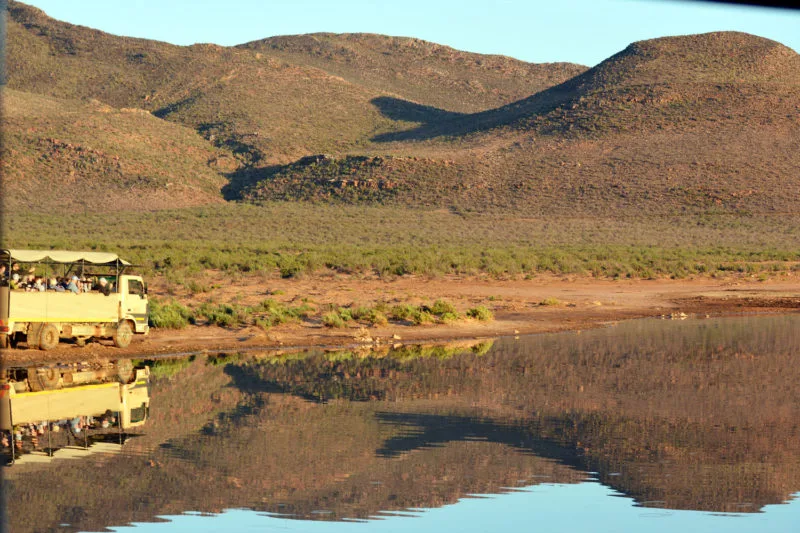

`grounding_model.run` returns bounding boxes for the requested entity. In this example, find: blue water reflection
[108,482,799,533]
[6,314,799,532]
